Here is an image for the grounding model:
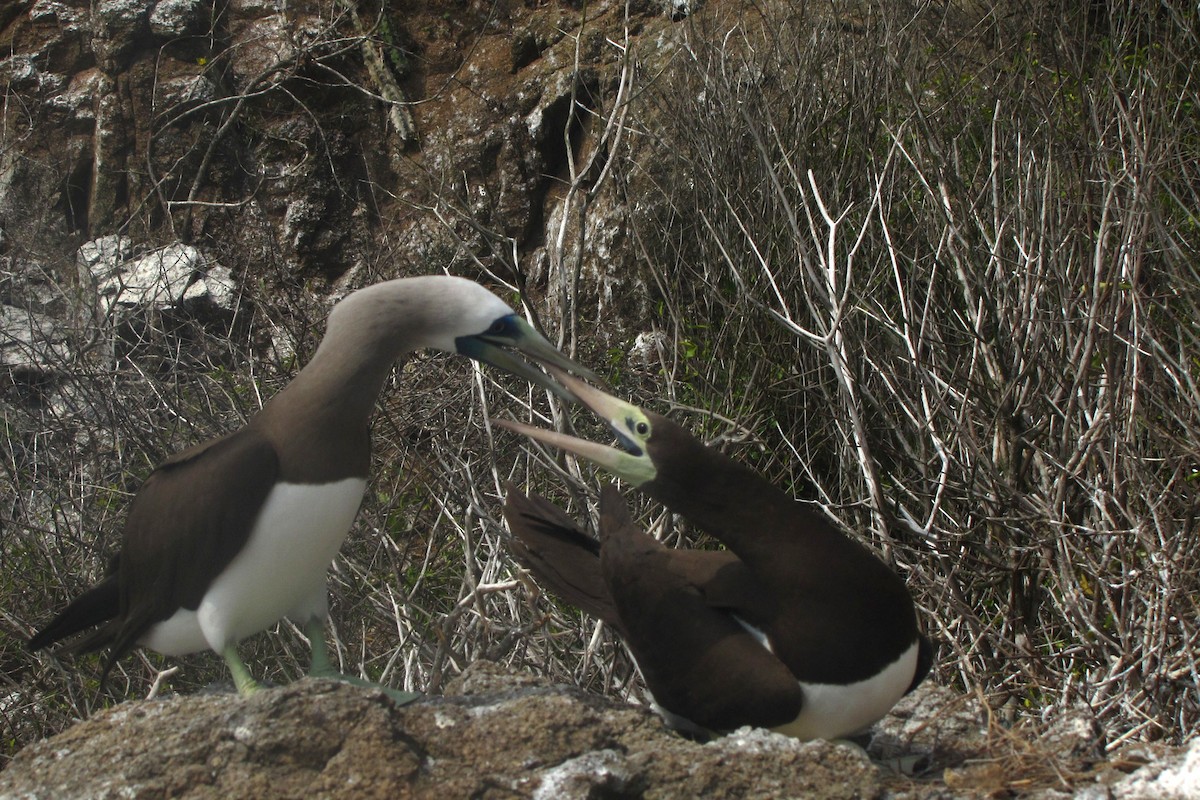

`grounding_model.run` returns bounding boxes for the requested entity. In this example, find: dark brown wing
[123,429,279,607]
[502,485,619,627]
[27,554,121,653]
[99,429,279,680]
[597,484,803,732]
